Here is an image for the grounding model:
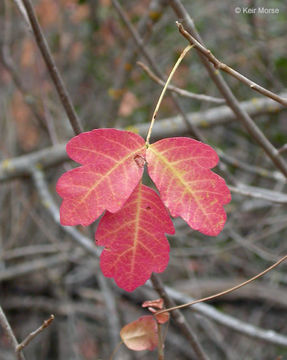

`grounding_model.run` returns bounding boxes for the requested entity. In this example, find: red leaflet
[120,315,158,351]
[96,183,175,292]
[146,138,231,236]
[56,129,145,225]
